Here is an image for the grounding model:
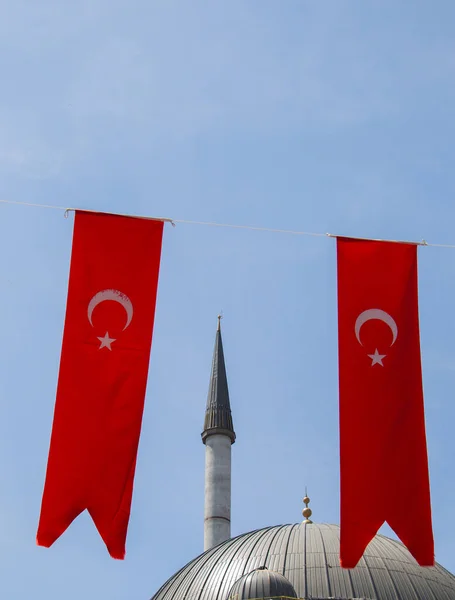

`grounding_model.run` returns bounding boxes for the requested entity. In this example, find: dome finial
[302,490,313,524]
